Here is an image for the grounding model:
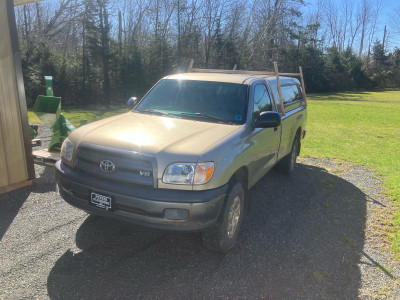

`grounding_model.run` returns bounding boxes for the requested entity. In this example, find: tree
[390,6,400,41]
[14,0,400,107]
